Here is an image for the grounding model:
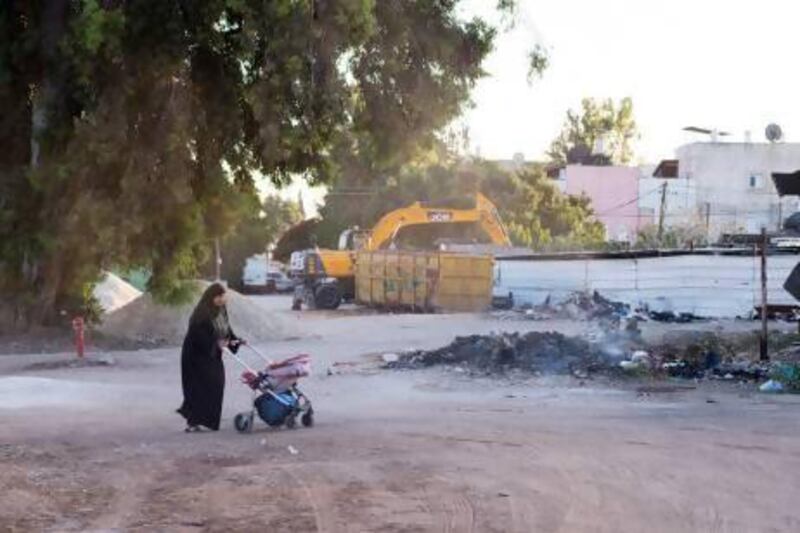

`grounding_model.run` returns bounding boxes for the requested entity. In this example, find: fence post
[760,228,769,361]
[584,260,589,293]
